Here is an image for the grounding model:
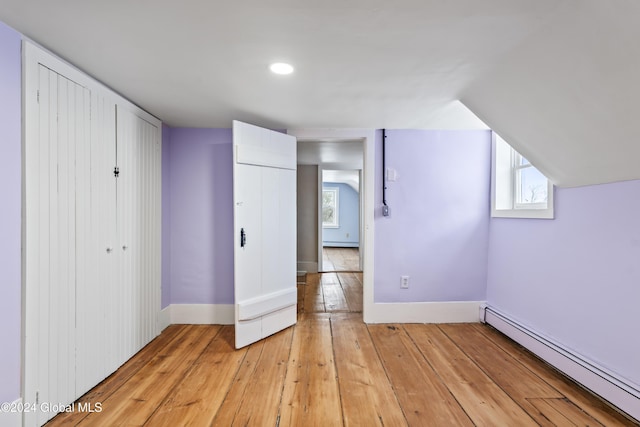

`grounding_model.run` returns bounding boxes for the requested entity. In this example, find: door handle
[240,228,247,248]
